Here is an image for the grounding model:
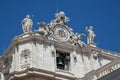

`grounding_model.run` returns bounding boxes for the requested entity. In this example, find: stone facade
[0,12,120,80]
